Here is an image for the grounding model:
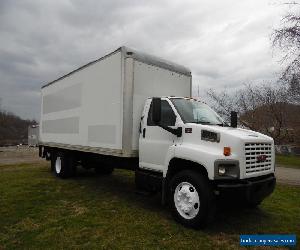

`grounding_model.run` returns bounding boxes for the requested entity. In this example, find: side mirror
[152,97,161,124]
[231,111,237,128]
